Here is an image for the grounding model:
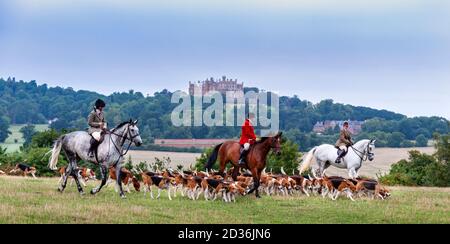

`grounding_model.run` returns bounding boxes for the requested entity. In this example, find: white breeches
[92,131,102,141]
[243,143,250,151]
